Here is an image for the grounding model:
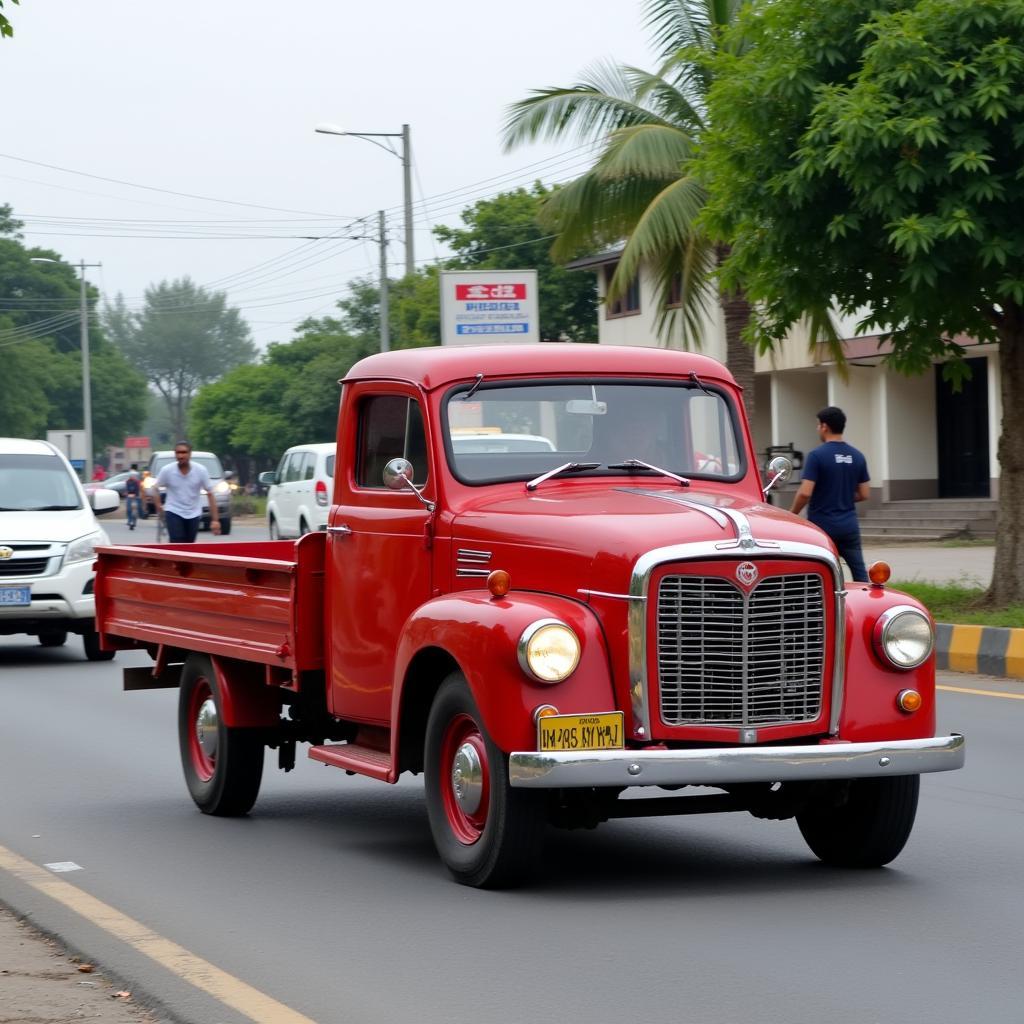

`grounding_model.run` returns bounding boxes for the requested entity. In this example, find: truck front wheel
[178,654,264,816]
[797,775,920,868]
[424,673,545,888]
